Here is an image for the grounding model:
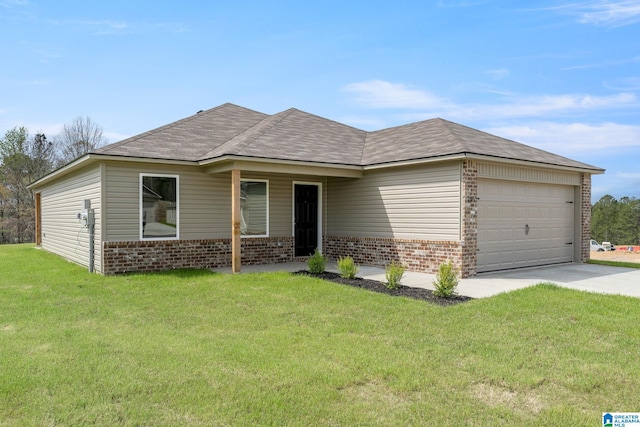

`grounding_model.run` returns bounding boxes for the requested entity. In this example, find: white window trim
[139,173,180,241]
[240,178,269,238]
[292,181,323,253]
